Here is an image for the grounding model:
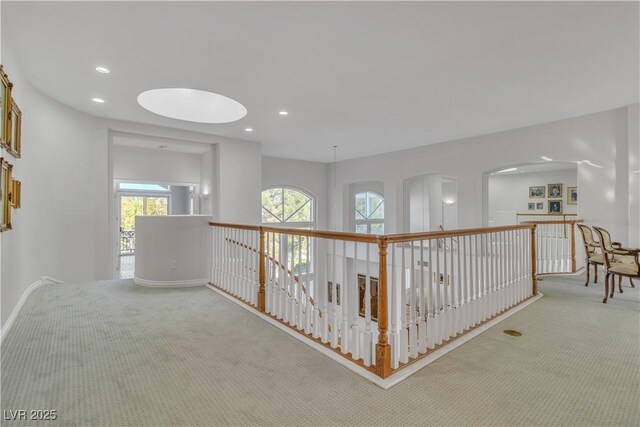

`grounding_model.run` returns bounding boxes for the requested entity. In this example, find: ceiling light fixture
[496,167,517,174]
[92,98,105,103]
[541,156,553,161]
[95,66,110,74]
[279,111,289,116]
[137,88,247,123]
[245,128,253,132]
